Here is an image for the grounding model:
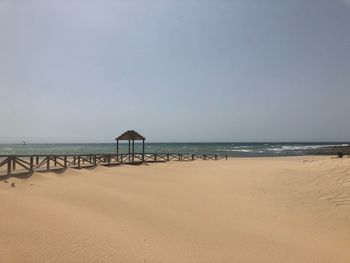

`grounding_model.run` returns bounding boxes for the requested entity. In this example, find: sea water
[0,142,348,157]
